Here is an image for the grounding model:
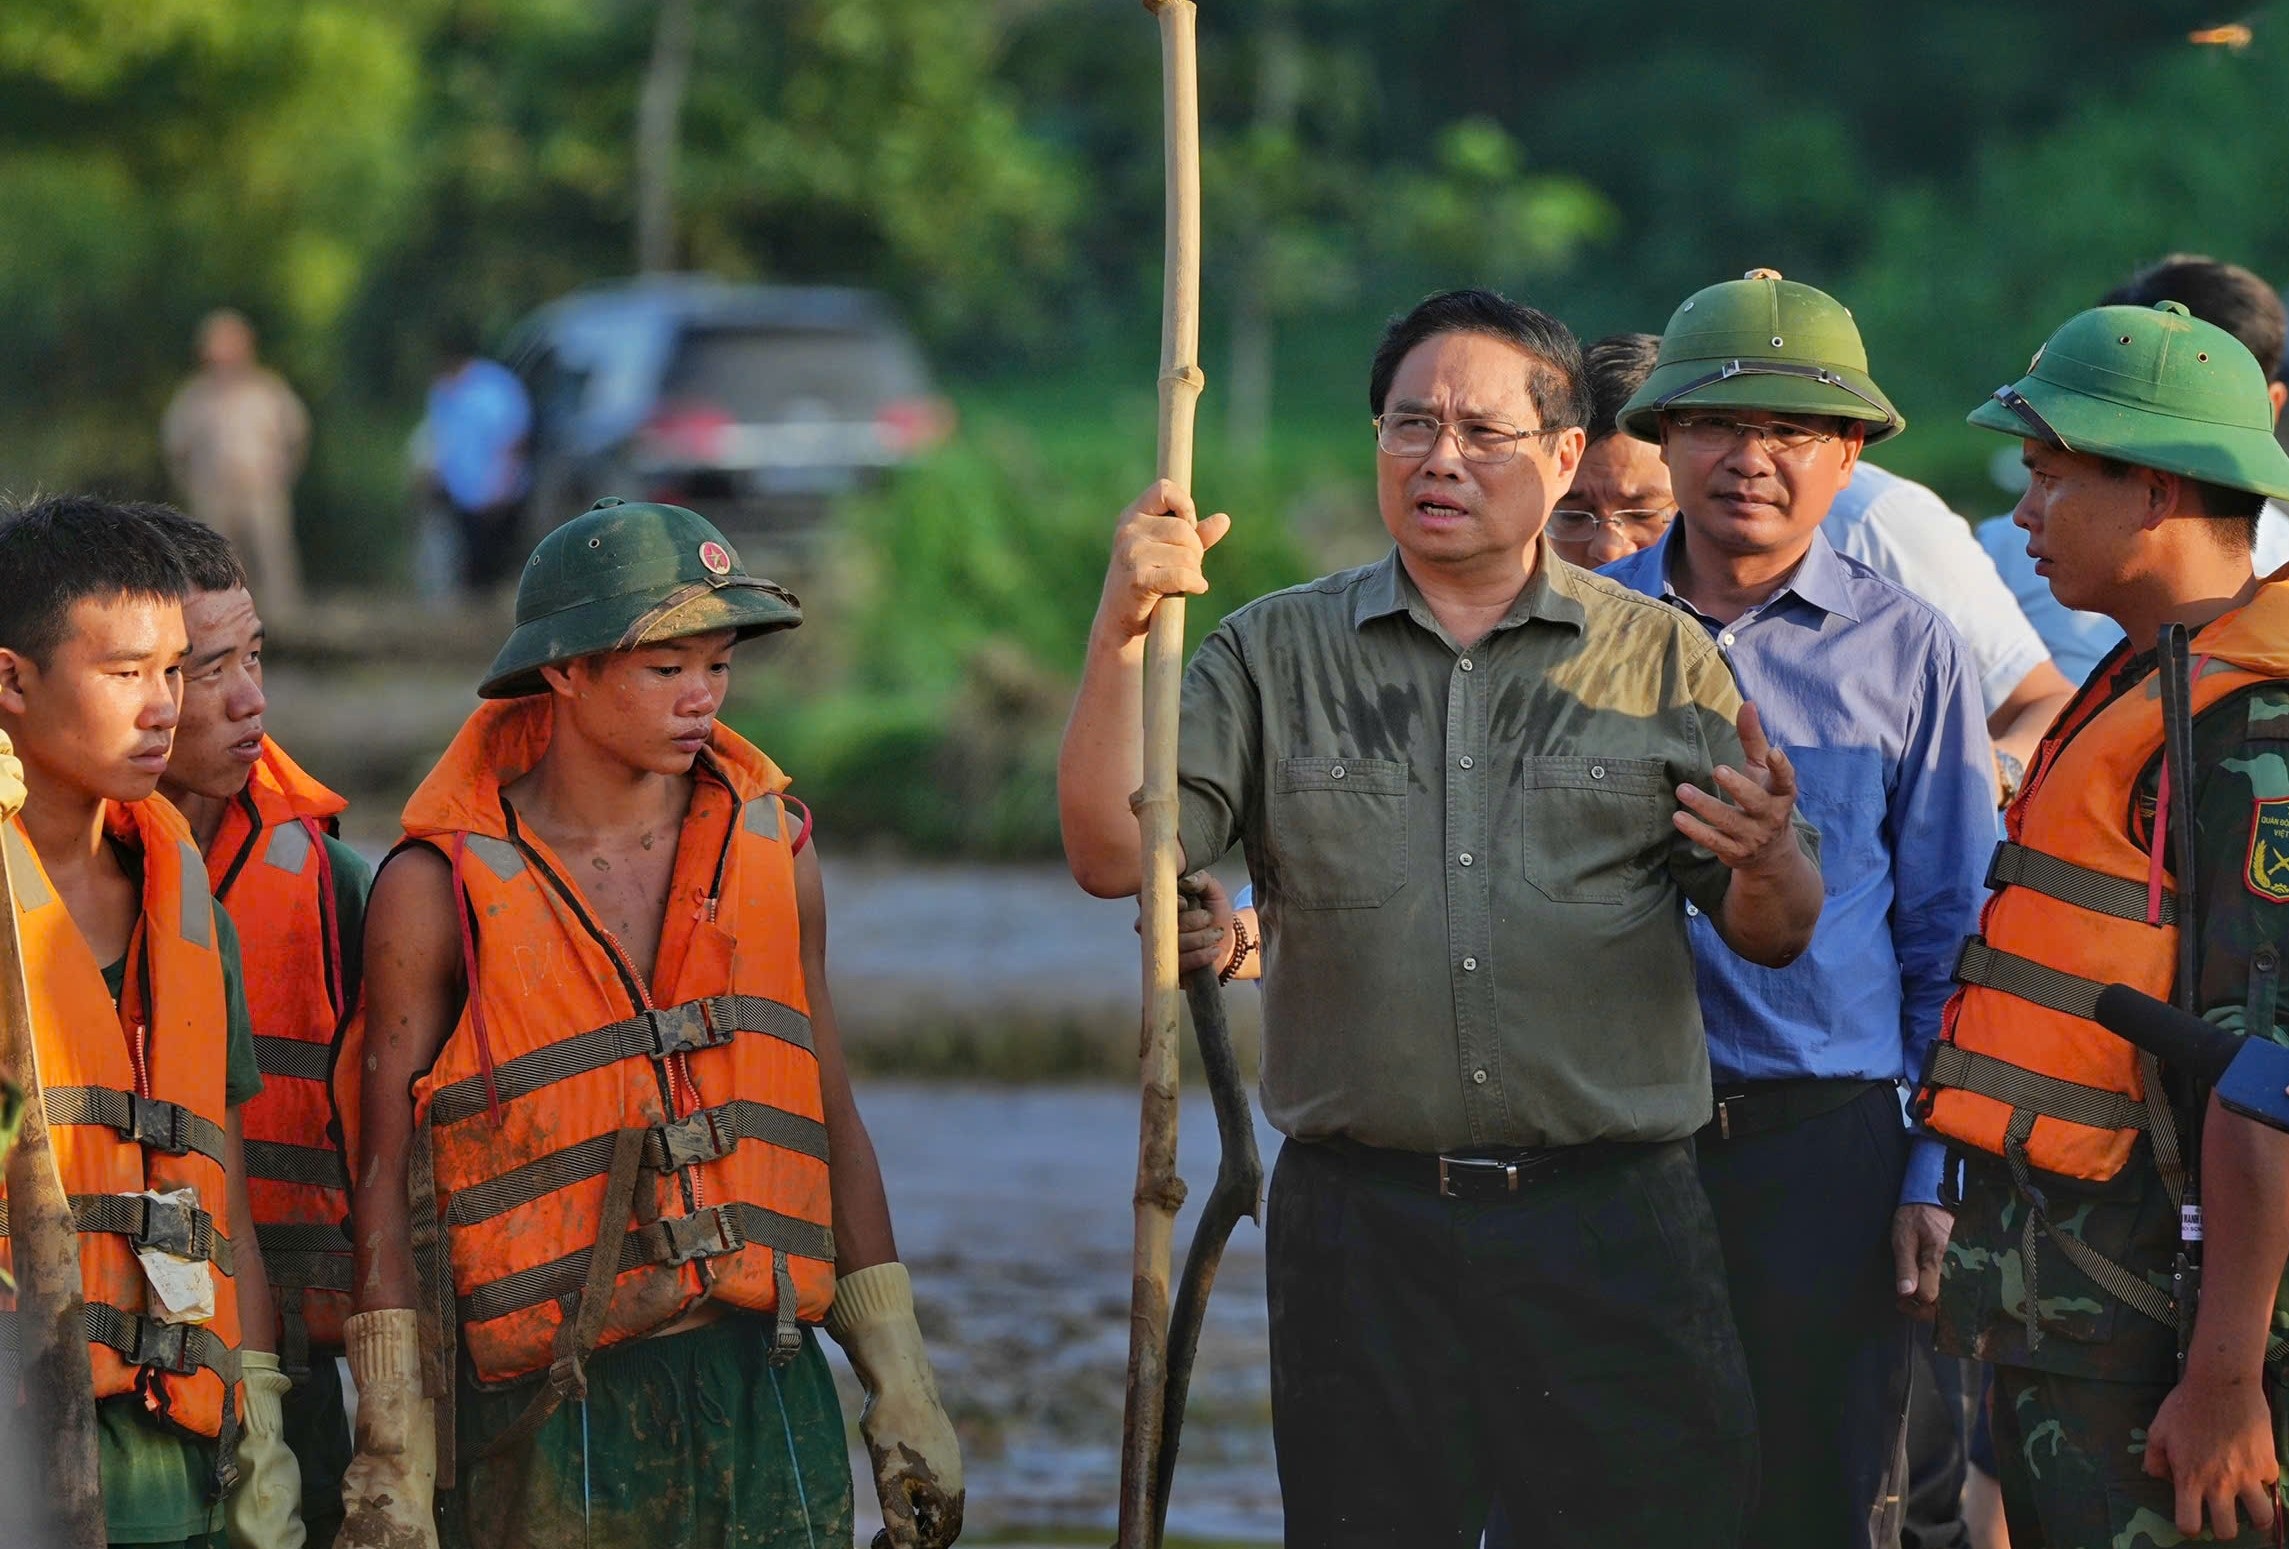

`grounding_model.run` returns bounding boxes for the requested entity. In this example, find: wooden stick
[1150,966,1263,1544]
[0,829,106,1549]
[1116,4,1204,1546]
